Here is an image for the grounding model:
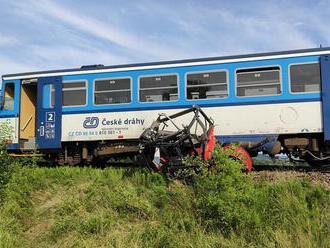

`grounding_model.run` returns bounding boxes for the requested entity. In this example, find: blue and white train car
[1,47,330,166]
